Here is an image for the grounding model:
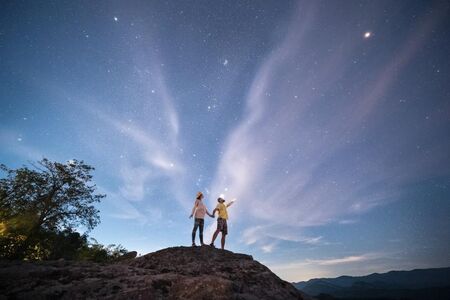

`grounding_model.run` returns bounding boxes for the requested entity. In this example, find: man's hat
[196,192,203,199]
[217,197,225,203]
